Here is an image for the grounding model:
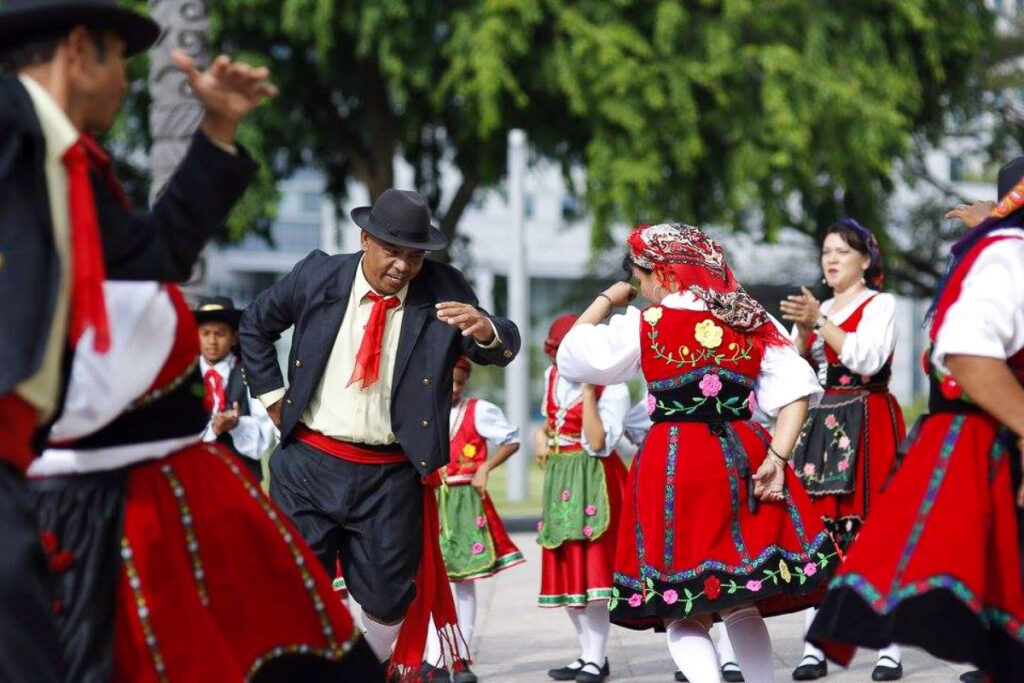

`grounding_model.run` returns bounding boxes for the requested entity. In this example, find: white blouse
[450,397,520,445]
[800,290,897,383]
[557,291,822,419]
[932,228,1024,374]
[542,366,630,458]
